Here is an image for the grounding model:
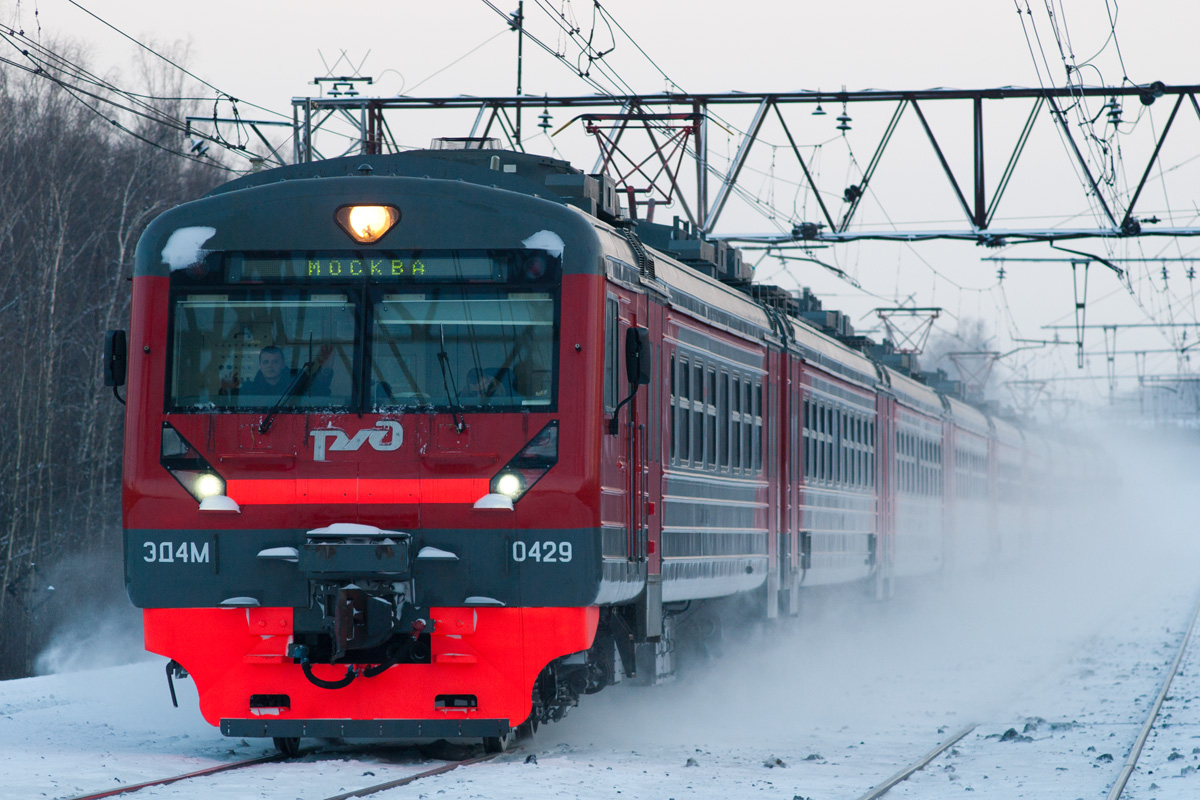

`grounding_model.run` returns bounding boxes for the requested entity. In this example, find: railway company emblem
[311,421,403,461]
